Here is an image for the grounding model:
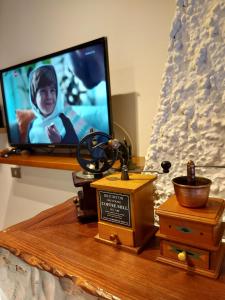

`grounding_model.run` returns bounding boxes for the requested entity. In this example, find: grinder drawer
[160,240,210,269]
[98,222,134,247]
